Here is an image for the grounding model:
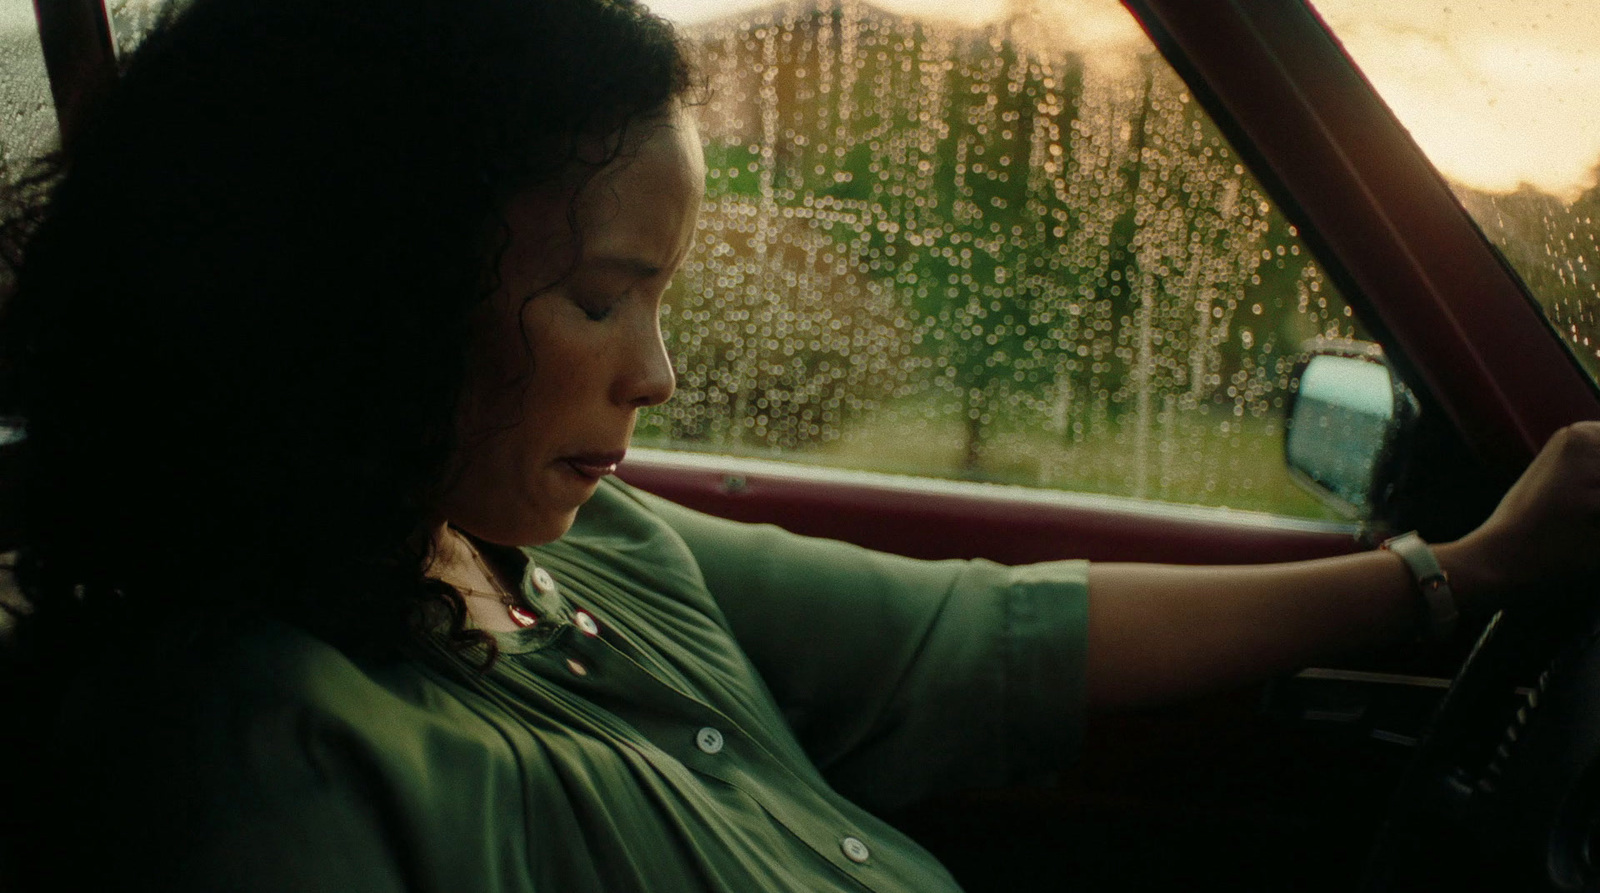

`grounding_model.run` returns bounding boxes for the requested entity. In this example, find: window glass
[106,0,182,60]
[0,0,47,638]
[641,0,1365,520]
[0,0,57,171]
[1312,0,1600,385]
[0,0,178,166]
